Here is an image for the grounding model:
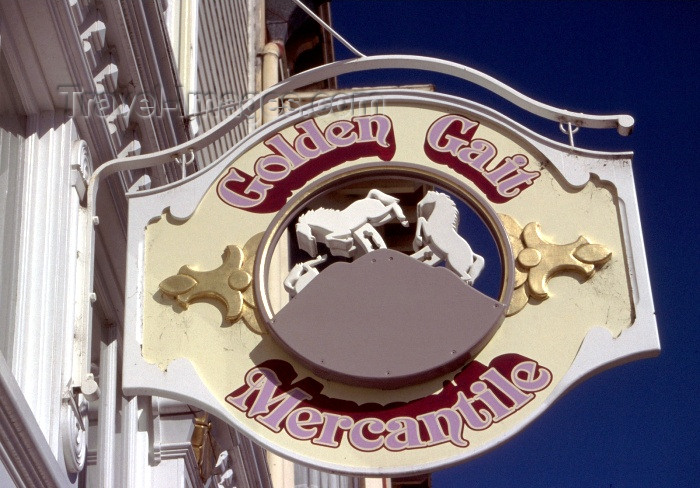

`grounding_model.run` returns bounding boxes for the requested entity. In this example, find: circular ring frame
[254,162,515,338]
